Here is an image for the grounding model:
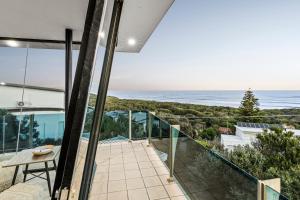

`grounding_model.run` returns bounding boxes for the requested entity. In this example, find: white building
[221,122,300,151]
